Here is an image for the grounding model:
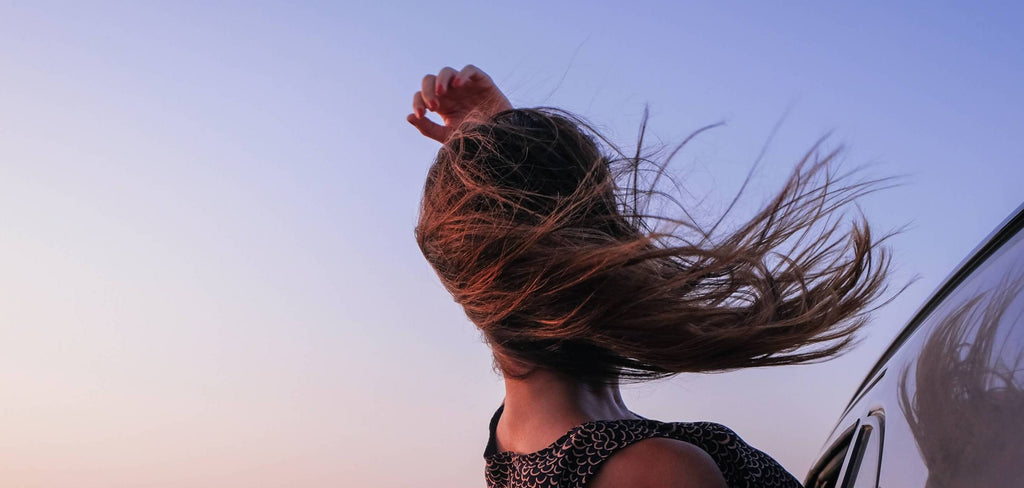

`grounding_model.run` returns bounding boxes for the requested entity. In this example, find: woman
[406,65,891,488]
